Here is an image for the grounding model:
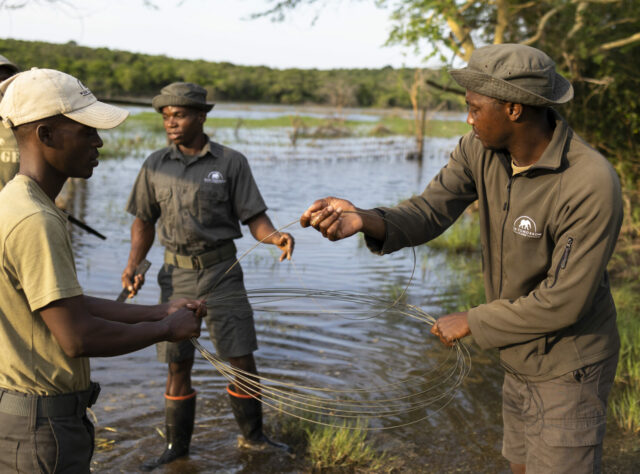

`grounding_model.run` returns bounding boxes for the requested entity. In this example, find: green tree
[256,0,640,228]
